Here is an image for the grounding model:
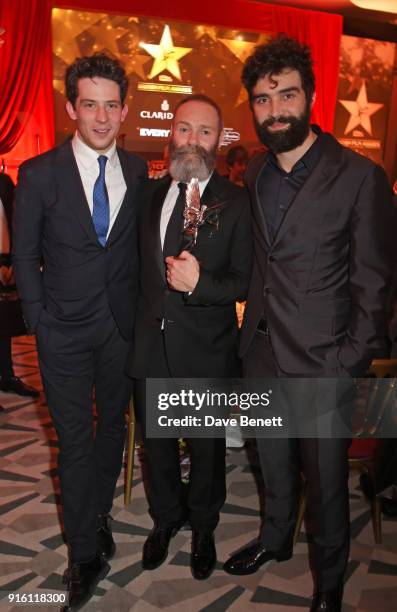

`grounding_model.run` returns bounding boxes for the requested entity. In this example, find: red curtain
[0,0,55,156]
[271,4,343,131]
